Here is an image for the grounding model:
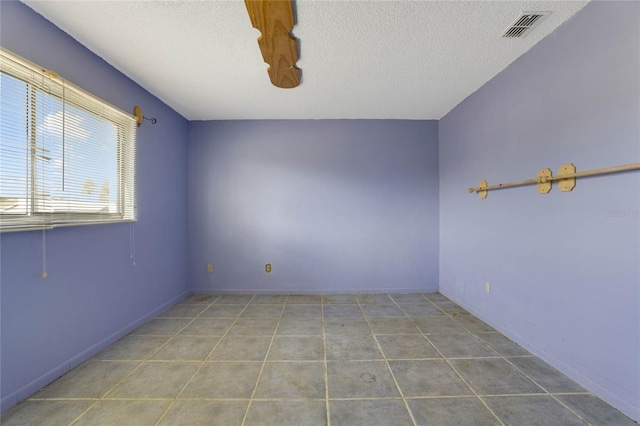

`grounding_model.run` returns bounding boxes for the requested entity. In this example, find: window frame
[0,47,137,232]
